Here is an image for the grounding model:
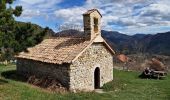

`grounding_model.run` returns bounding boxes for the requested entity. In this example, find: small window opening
[94,18,98,33]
